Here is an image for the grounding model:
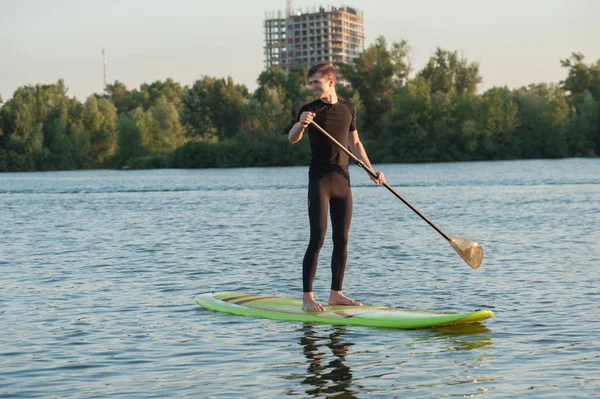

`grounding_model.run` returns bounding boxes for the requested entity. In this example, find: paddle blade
[449,236,483,269]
